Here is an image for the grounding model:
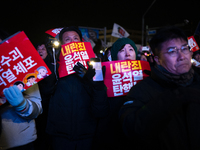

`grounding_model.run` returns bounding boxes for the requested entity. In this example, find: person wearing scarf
[119,26,200,150]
